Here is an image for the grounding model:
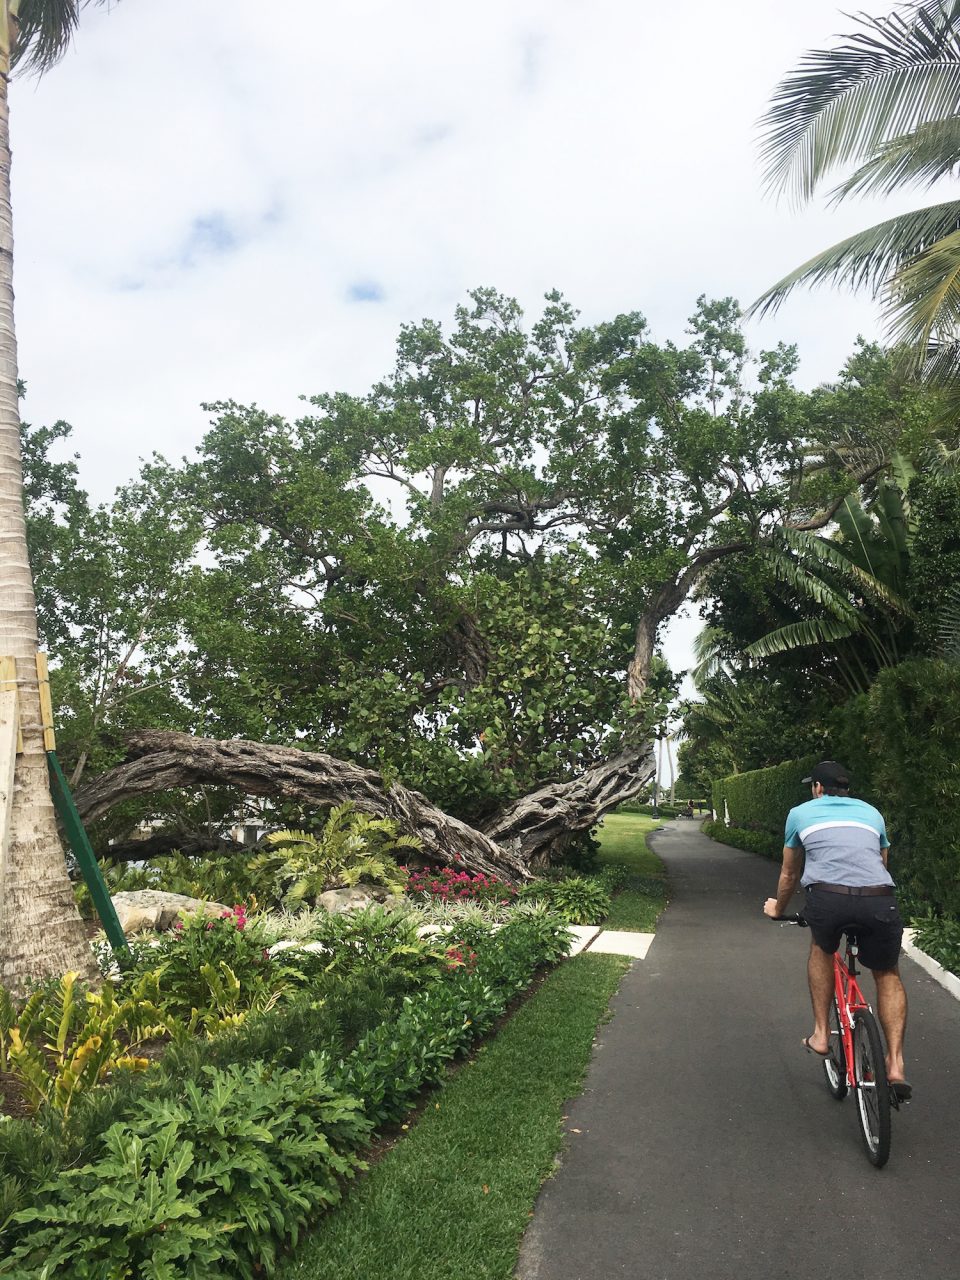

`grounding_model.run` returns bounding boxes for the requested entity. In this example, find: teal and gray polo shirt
[783,795,893,889]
